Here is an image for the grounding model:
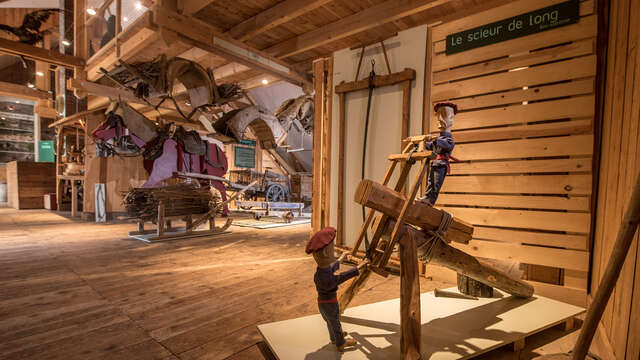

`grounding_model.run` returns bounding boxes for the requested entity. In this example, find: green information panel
[446,0,579,55]
[240,139,257,146]
[38,140,55,162]
[234,145,255,168]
